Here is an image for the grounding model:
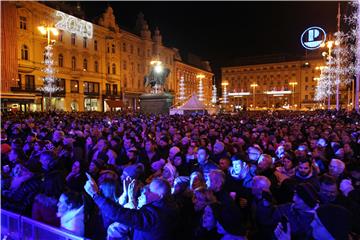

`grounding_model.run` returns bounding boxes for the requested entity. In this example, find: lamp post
[289,82,298,109]
[196,74,205,102]
[38,25,59,111]
[250,83,258,109]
